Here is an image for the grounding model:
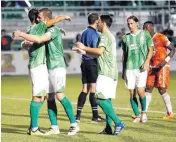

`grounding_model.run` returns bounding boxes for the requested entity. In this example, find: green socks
[96,99,121,126]
[47,100,58,126]
[30,100,43,128]
[60,97,76,124]
[139,96,146,112]
[130,97,140,116]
